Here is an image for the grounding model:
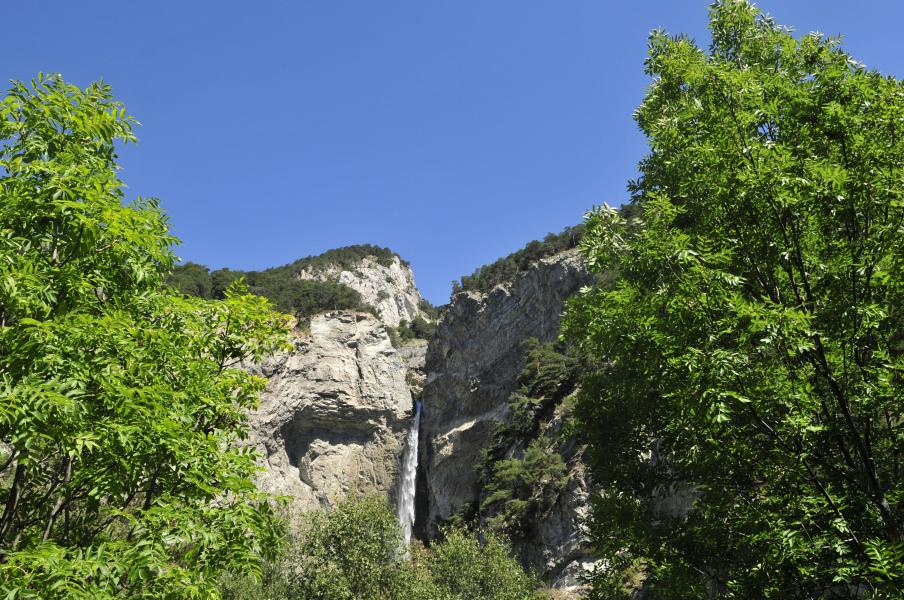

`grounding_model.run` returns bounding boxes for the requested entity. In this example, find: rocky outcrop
[297,255,422,326]
[397,340,428,397]
[248,311,414,512]
[417,250,594,587]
